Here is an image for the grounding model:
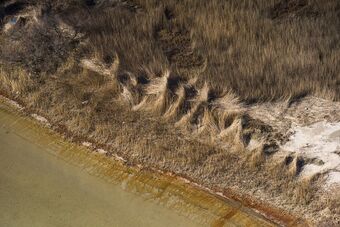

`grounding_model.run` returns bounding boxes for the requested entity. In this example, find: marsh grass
[57,0,340,103]
[1,0,339,102]
[0,0,339,224]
